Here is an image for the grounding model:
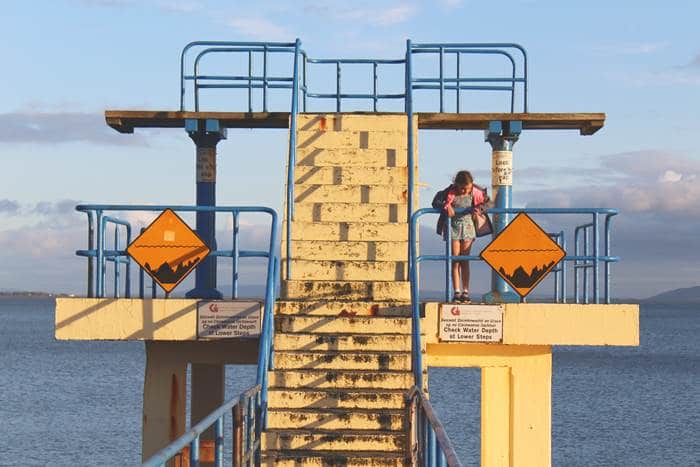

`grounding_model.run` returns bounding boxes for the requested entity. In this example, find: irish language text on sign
[439,305,503,343]
[197,301,261,339]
